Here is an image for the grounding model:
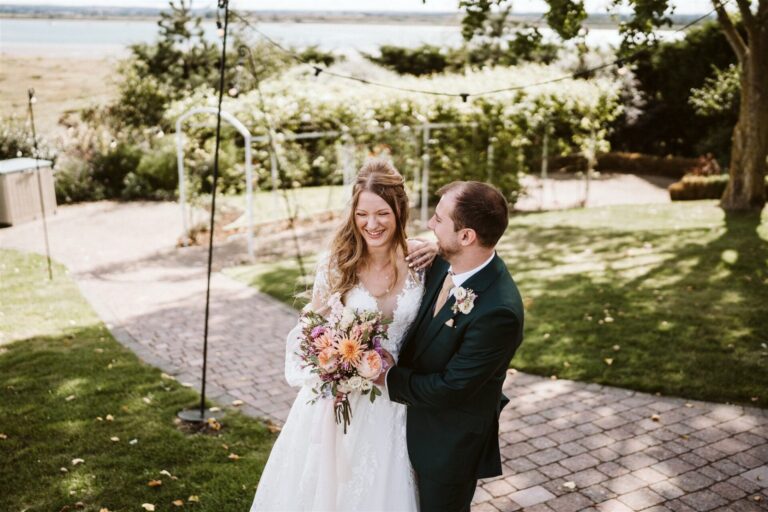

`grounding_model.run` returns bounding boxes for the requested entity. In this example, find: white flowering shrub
[168,63,623,202]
